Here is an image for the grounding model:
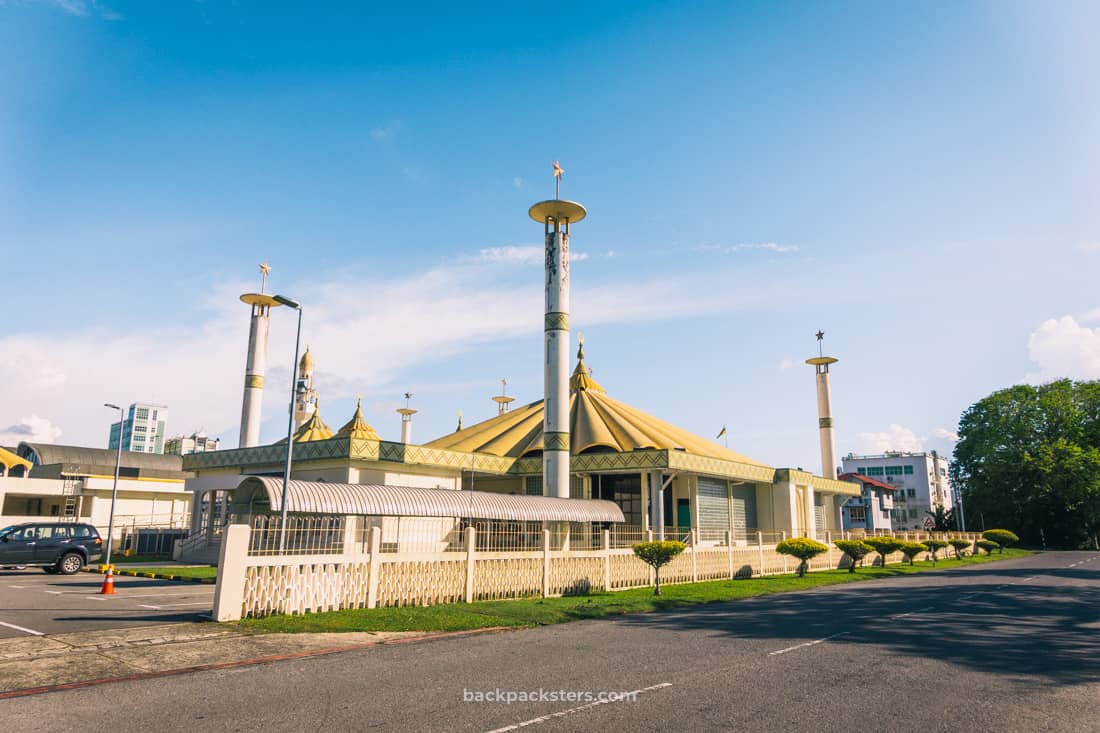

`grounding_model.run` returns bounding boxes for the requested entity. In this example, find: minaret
[491,378,515,415]
[529,162,586,499]
[293,347,317,429]
[396,392,417,444]
[238,264,282,448]
[806,330,839,478]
